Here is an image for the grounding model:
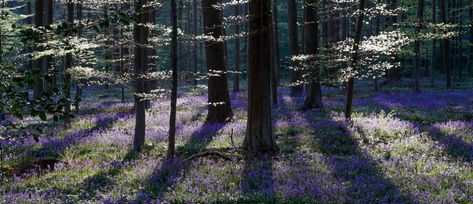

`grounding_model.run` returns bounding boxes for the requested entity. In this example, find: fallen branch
[183,151,232,163]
